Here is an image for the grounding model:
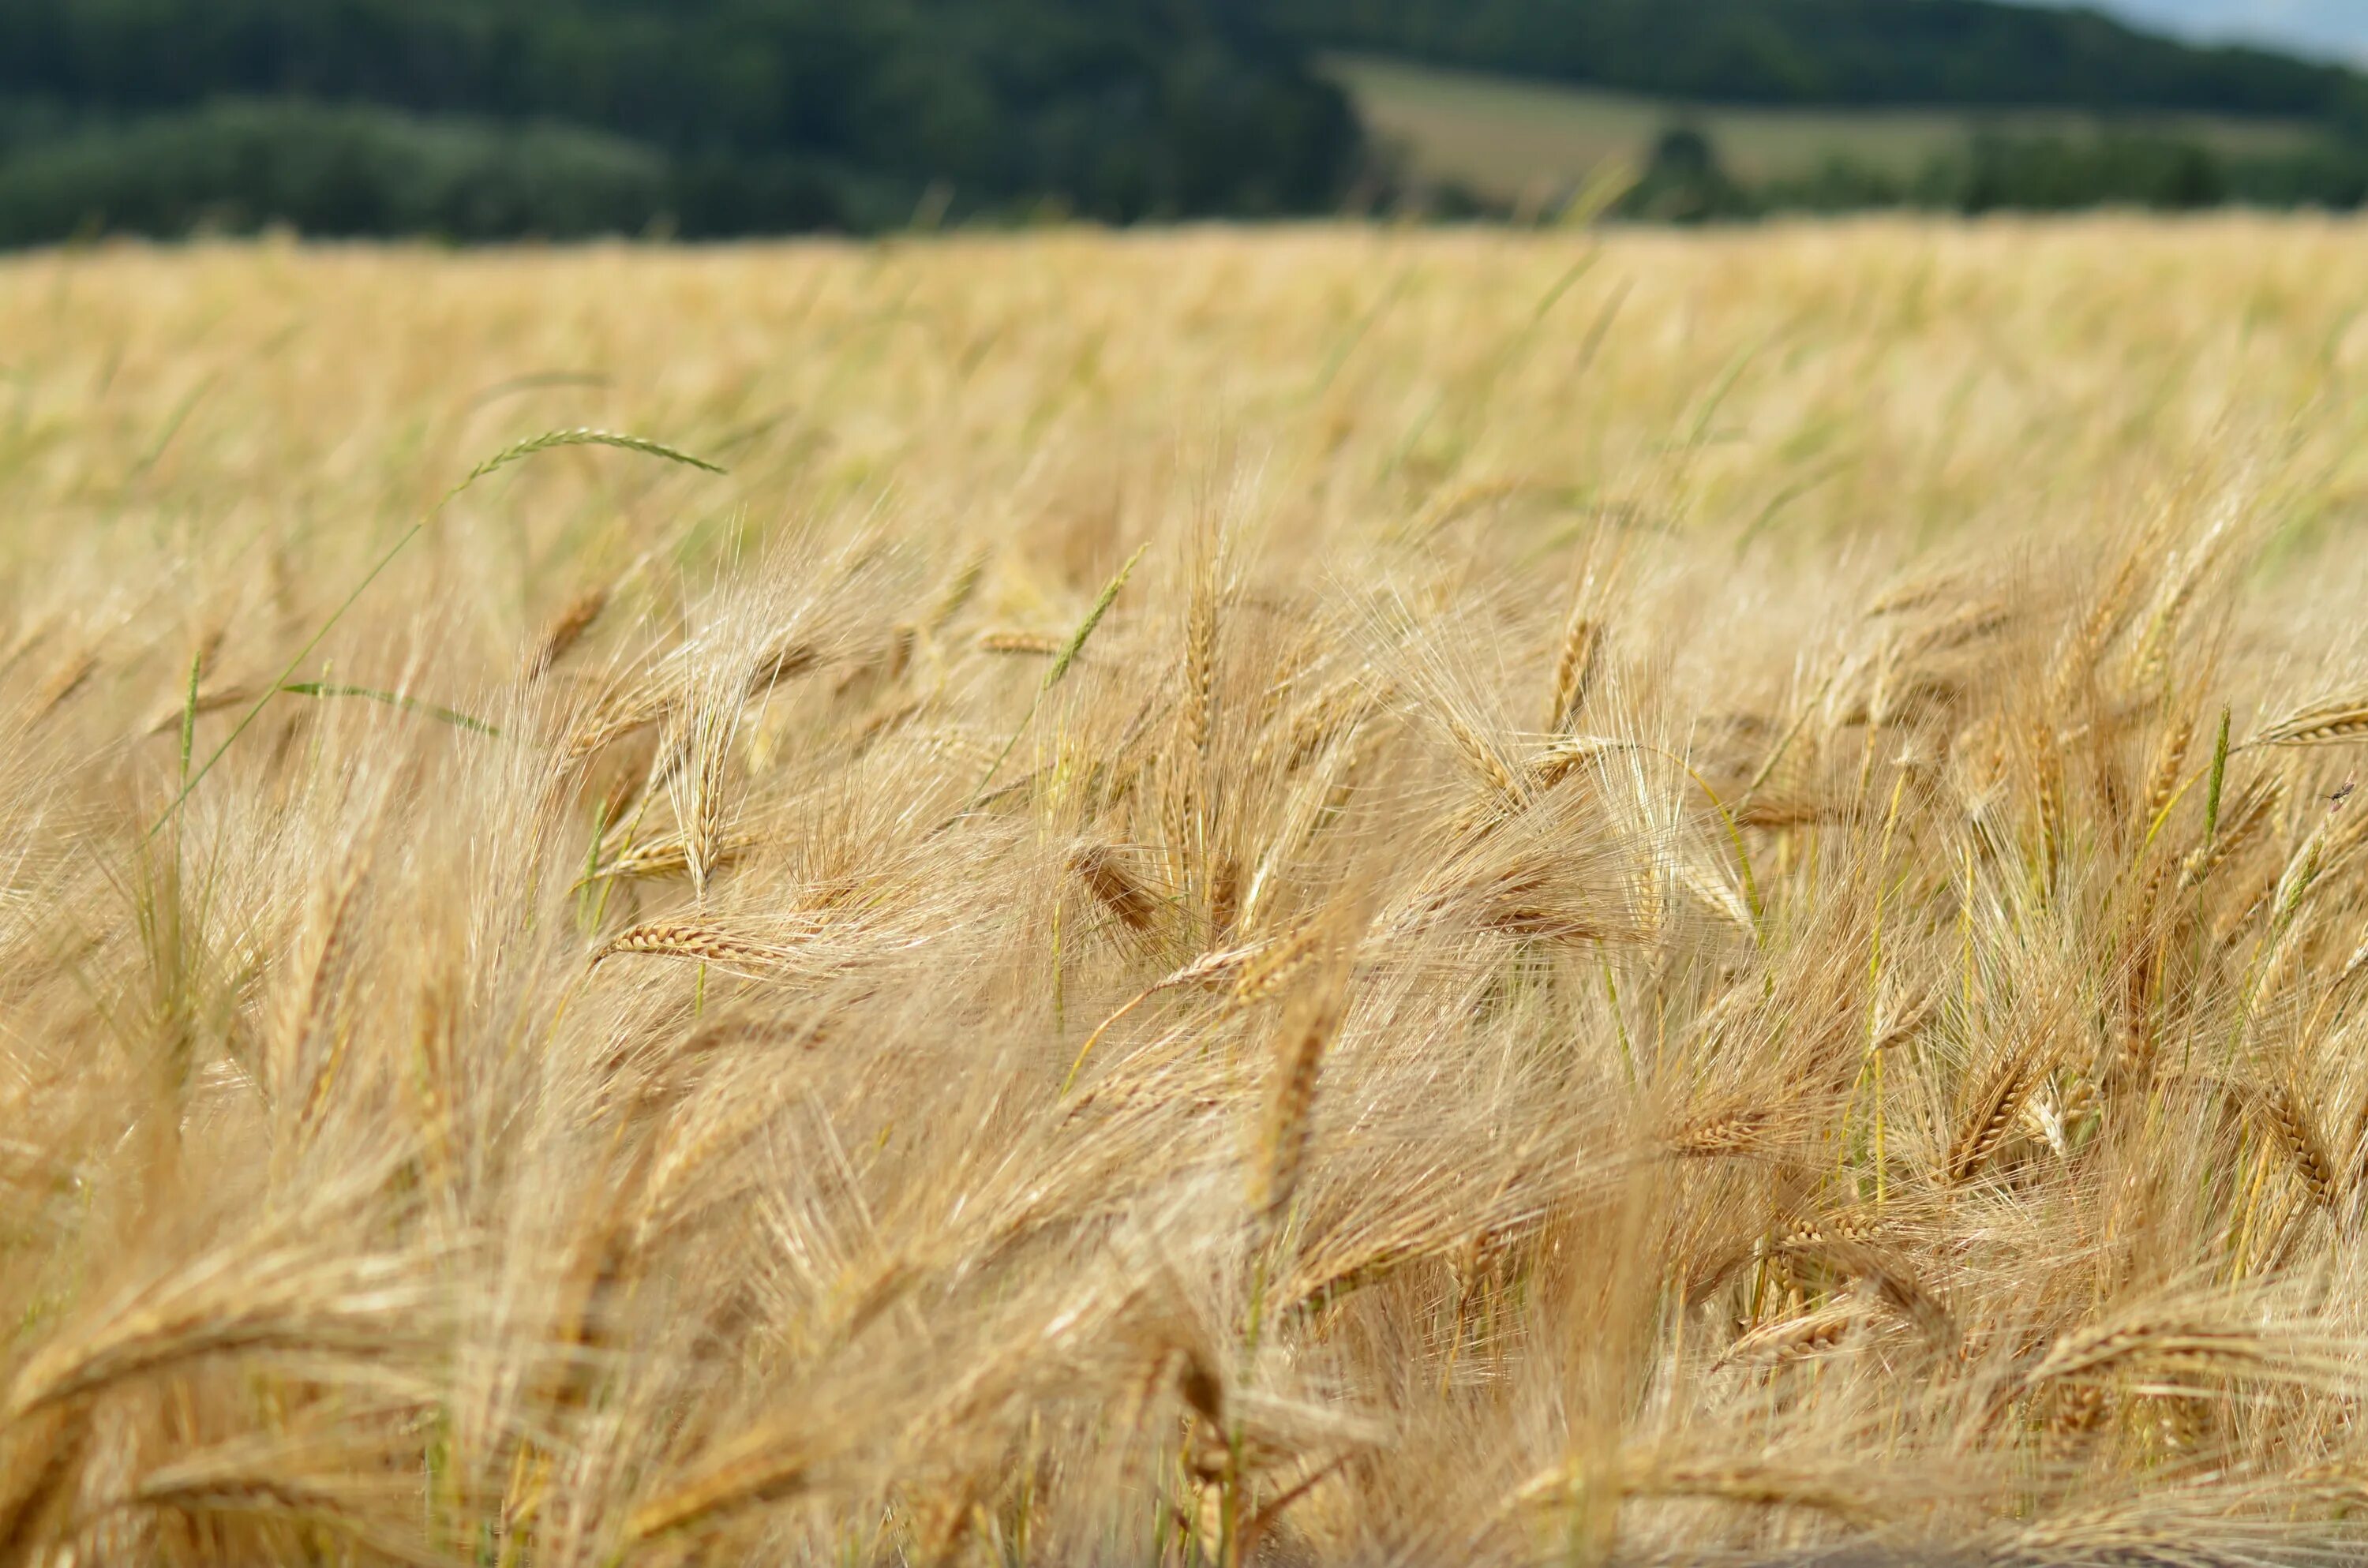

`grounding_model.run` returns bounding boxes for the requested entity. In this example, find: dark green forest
[0,0,1361,239]
[2,0,2367,242]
